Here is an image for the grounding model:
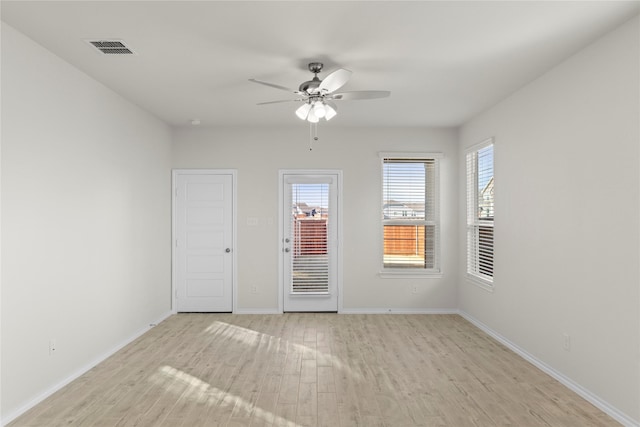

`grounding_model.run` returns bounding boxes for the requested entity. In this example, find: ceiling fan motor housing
[299,62,324,94]
[308,62,323,73]
[299,77,321,94]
